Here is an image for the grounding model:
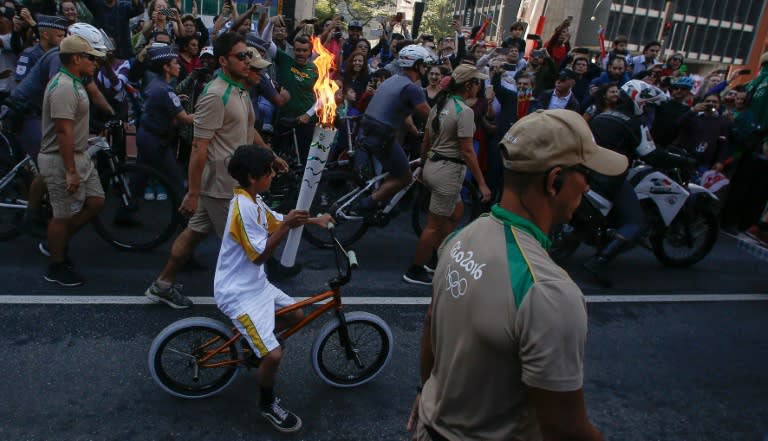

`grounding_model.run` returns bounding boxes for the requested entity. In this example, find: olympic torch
[280,37,339,268]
